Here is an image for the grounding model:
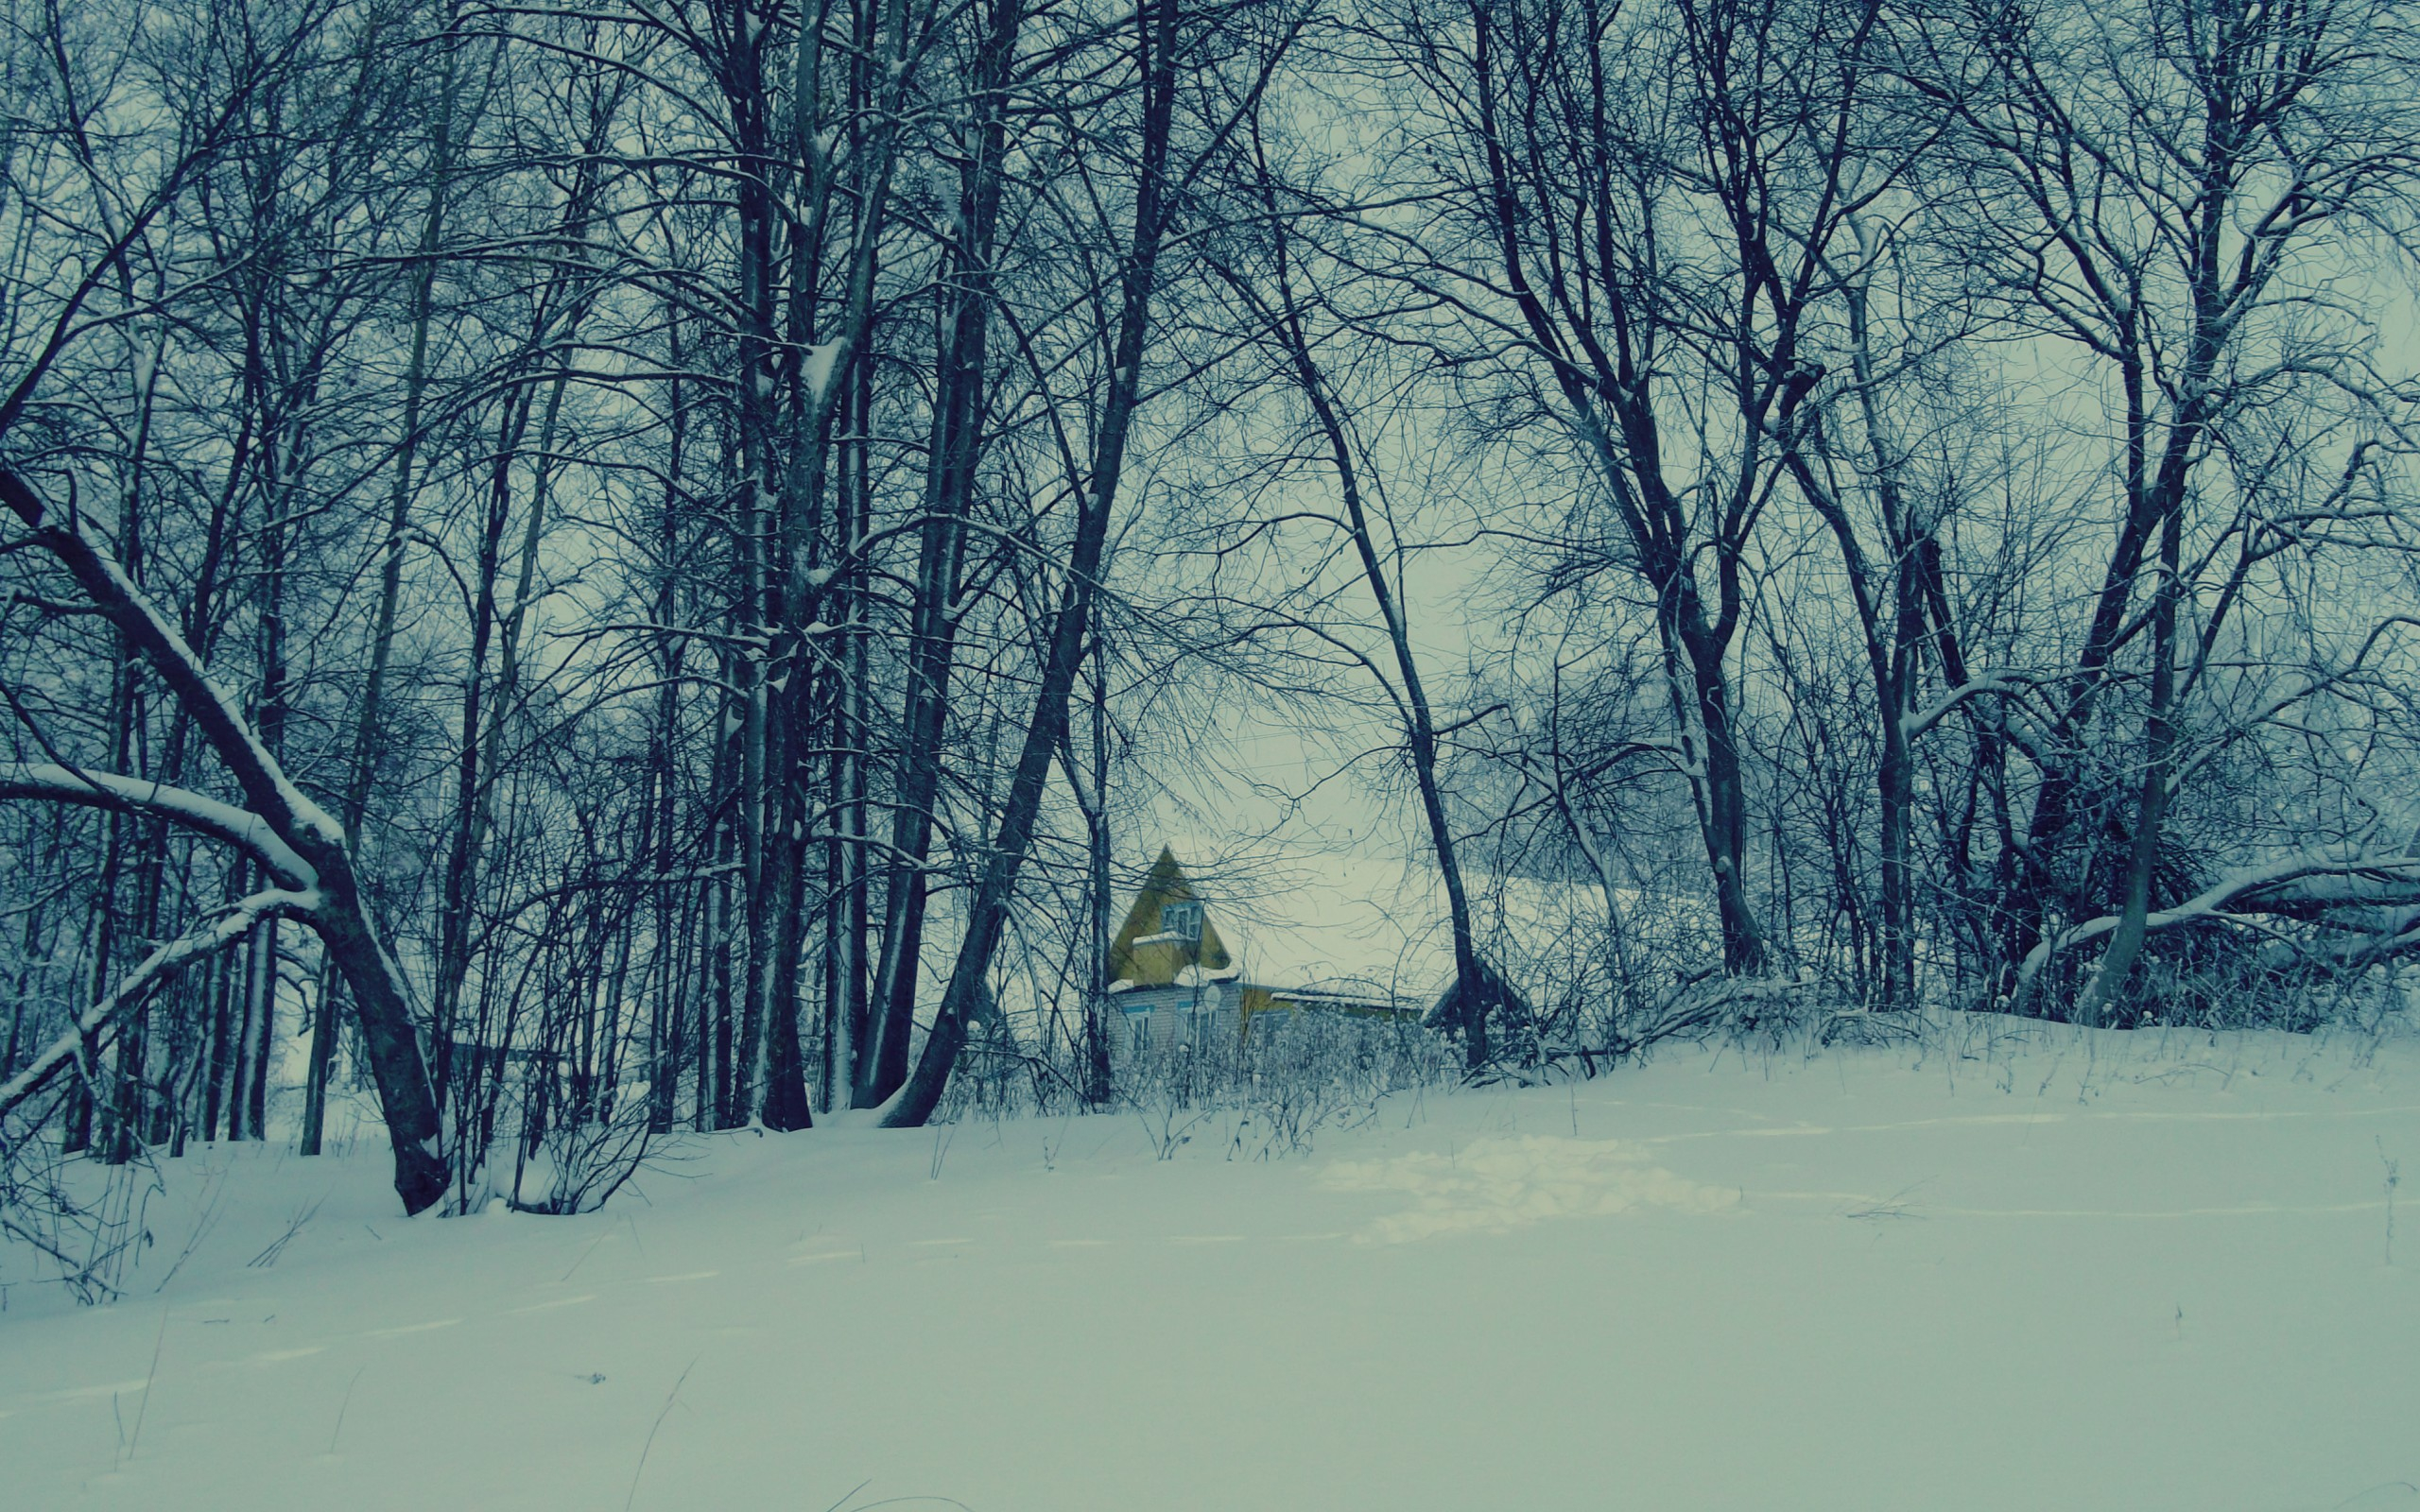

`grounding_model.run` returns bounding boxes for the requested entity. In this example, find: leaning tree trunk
[1257,199,1495,1066]
[883,0,1181,1128]
[858,0,1027,1108]
[2,470,449,1213]
[308,19,466,1156]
